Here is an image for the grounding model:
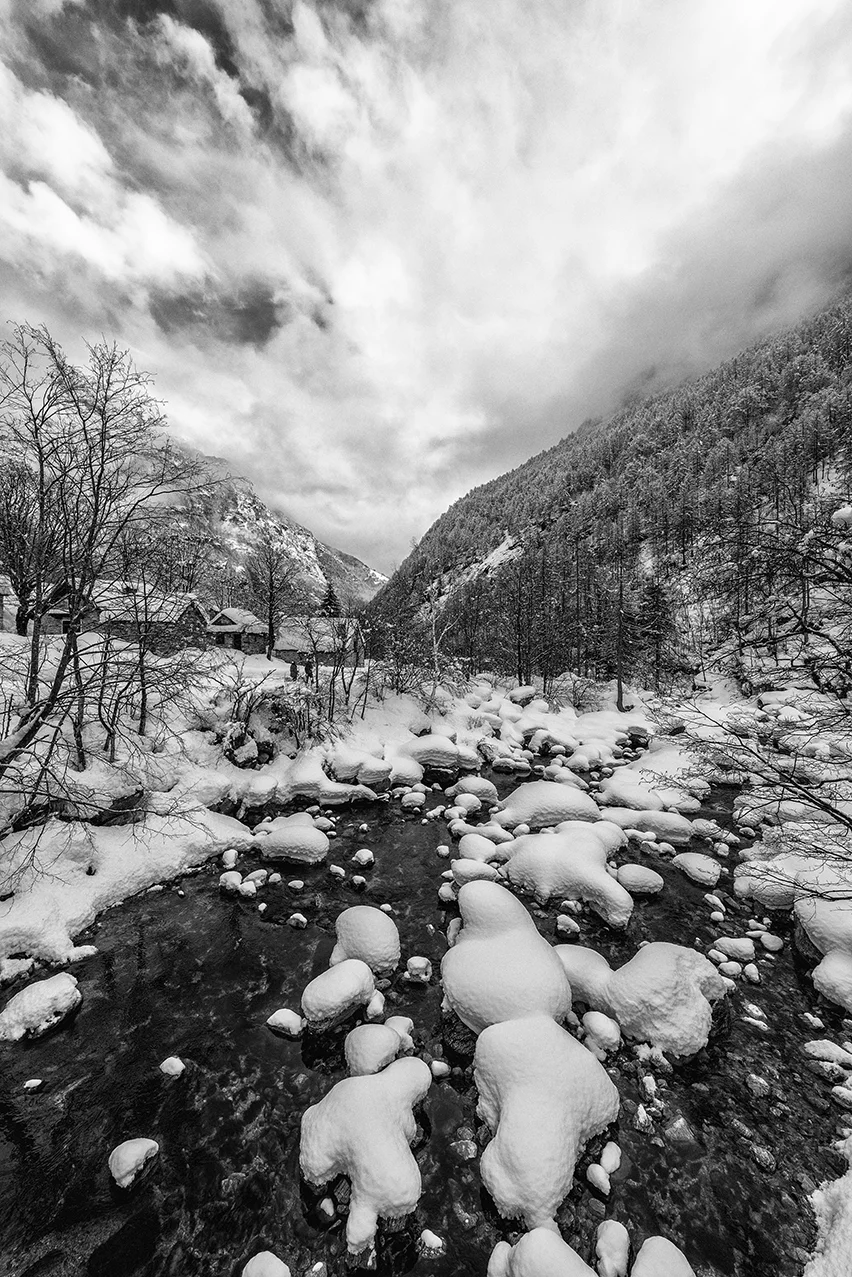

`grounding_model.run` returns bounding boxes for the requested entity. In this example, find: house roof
[45,581,208,624]
[208,607,266,633]
[274,615,361,651]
